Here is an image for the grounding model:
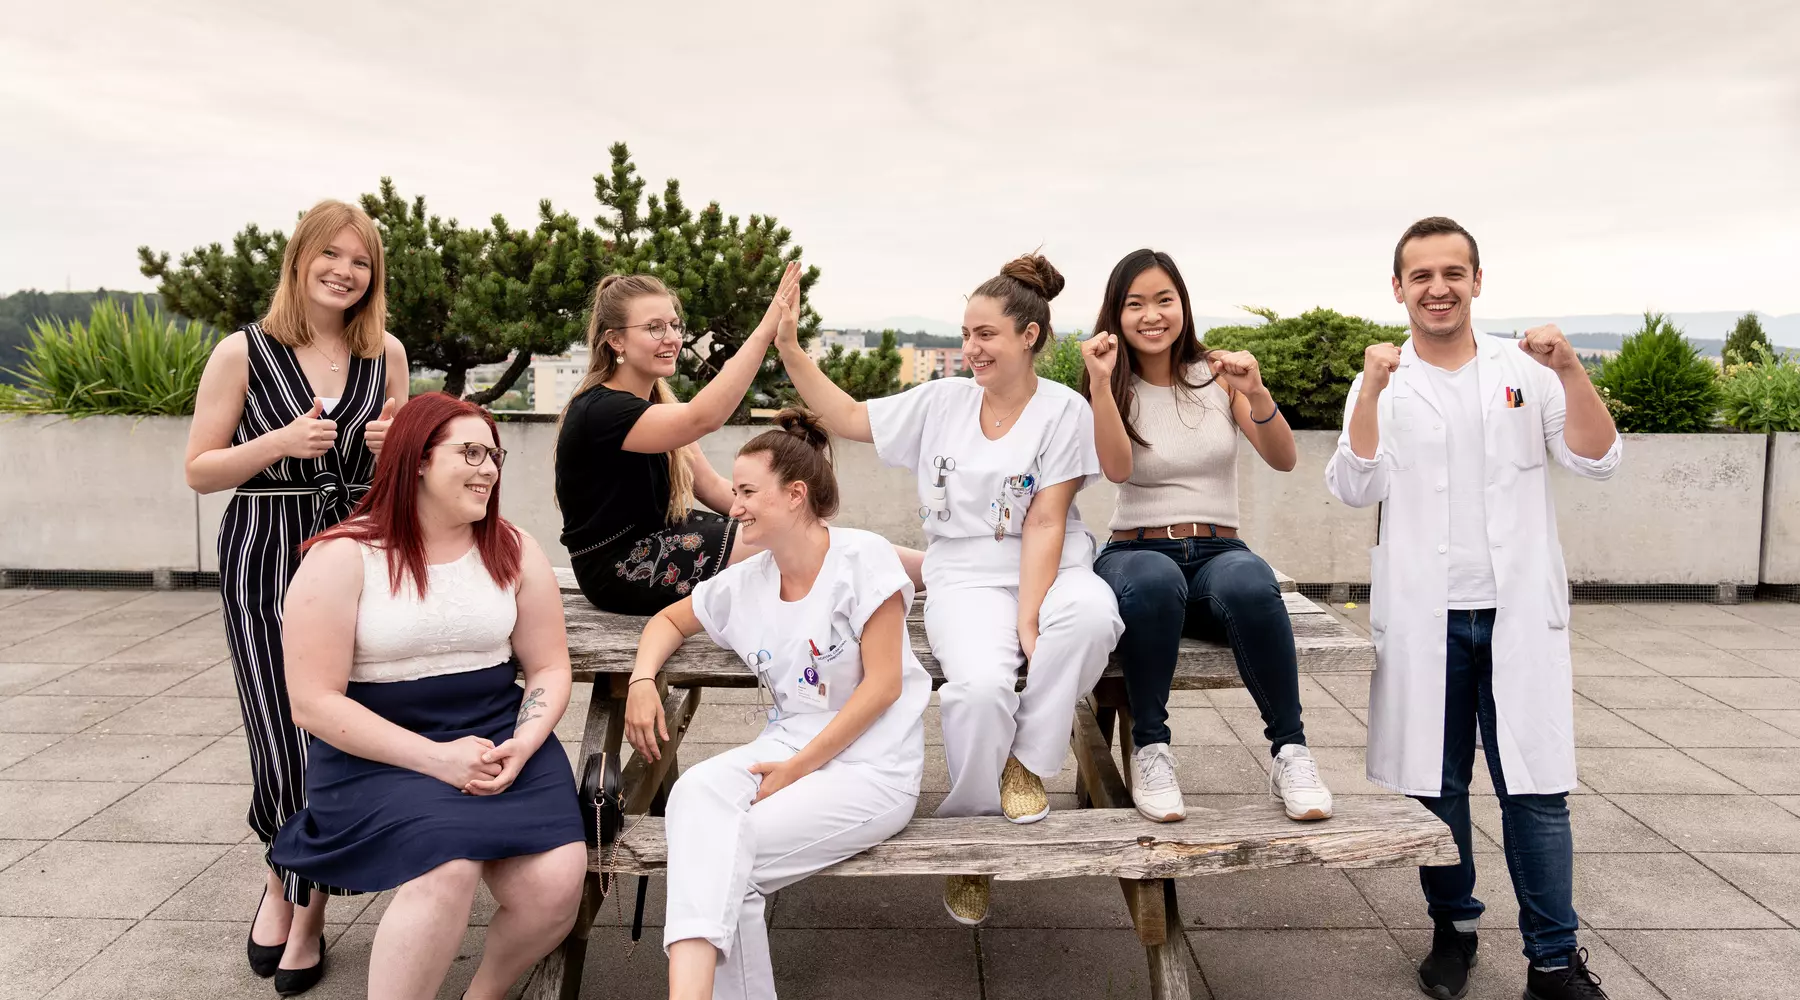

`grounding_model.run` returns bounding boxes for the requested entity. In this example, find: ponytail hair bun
[974,251,1063,355]
[773,407,830,452]
[998,253,1065,301]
